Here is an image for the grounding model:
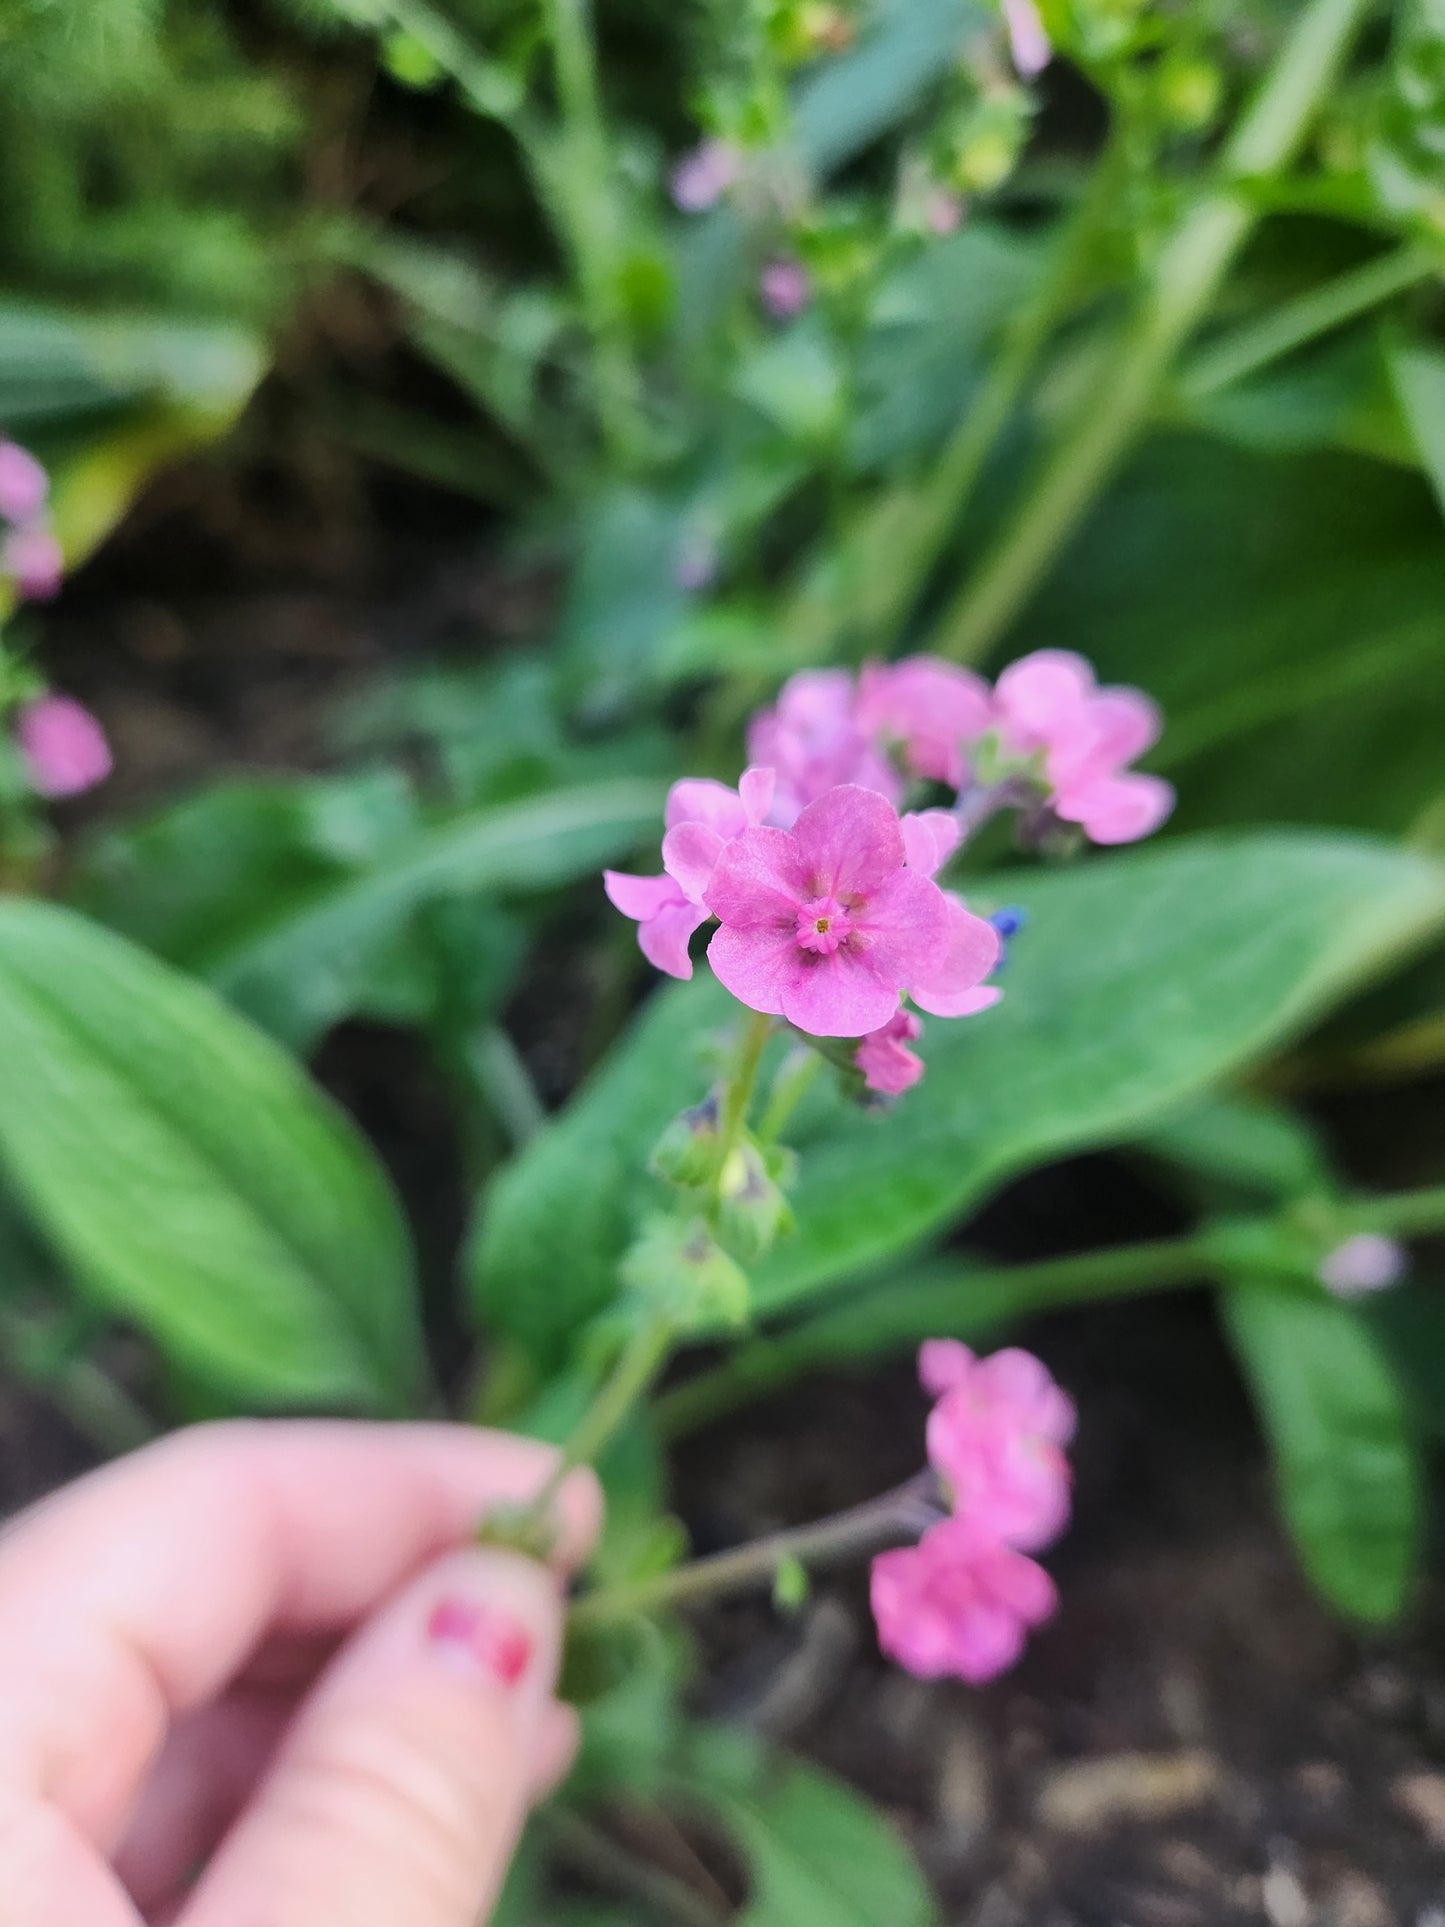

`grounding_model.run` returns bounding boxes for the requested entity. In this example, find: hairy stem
[571,1473,938,1629]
